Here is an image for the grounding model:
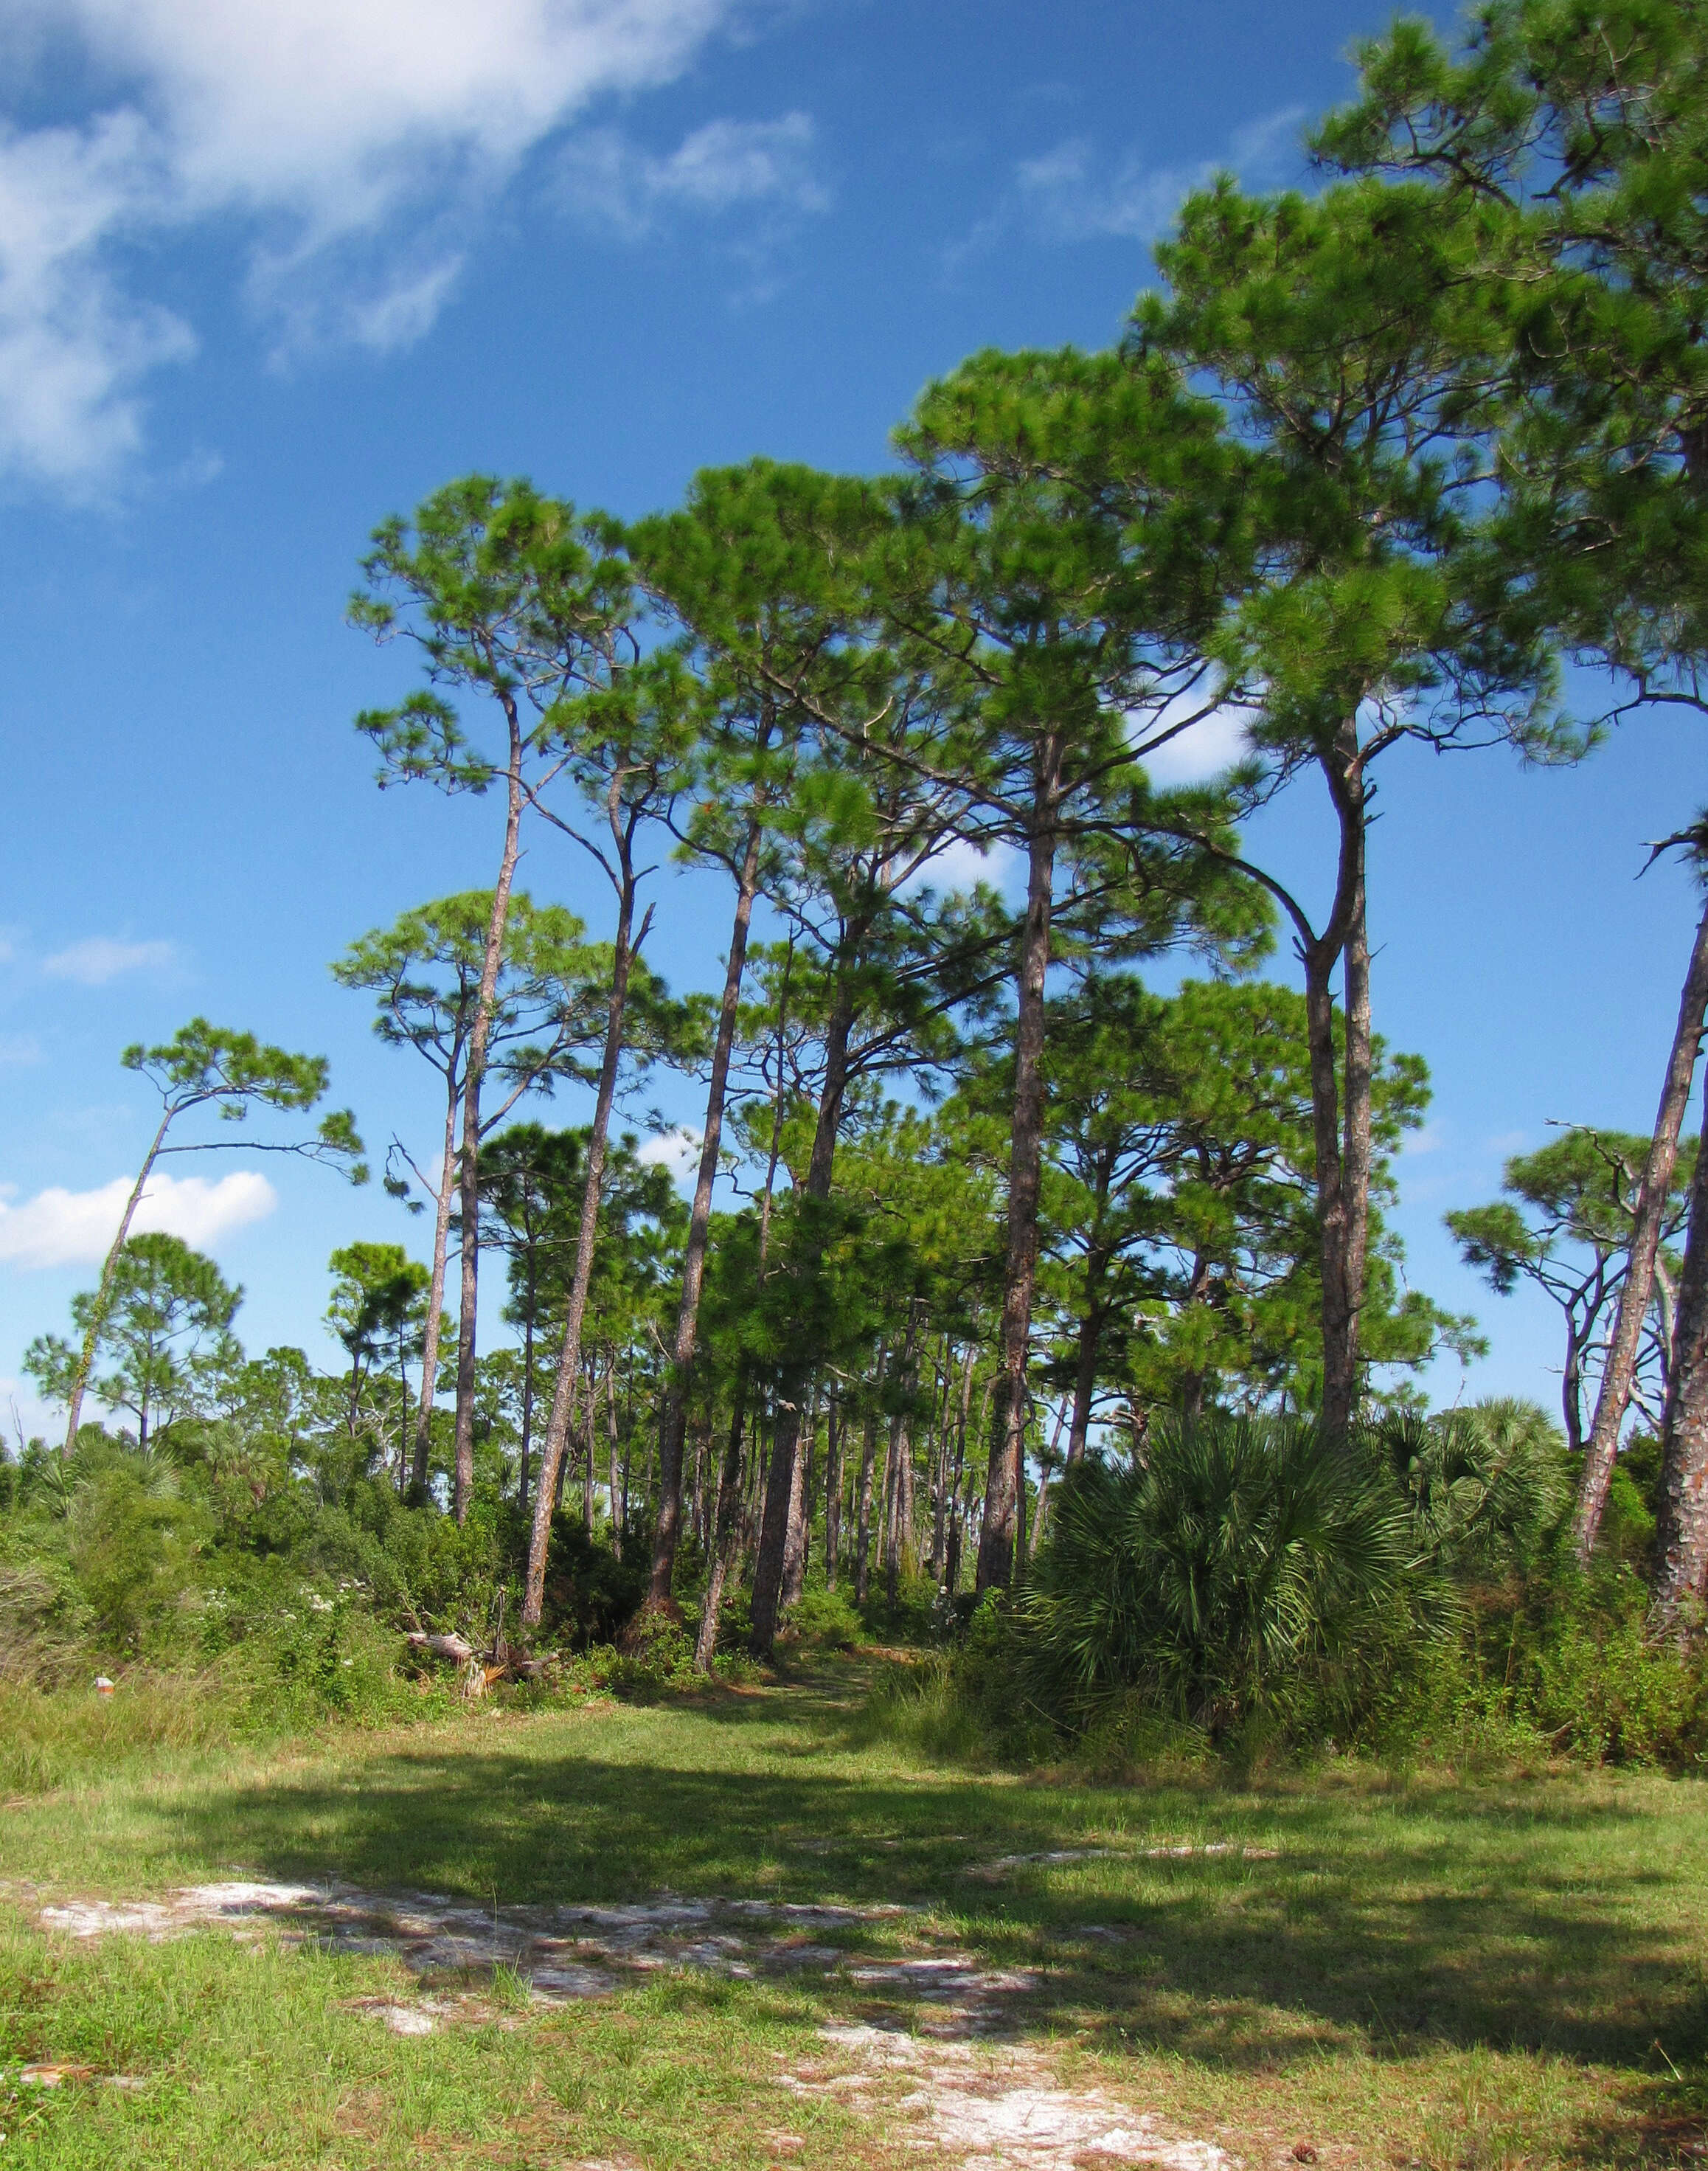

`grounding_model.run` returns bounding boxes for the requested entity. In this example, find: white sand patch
[789,2025,1235,2170]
